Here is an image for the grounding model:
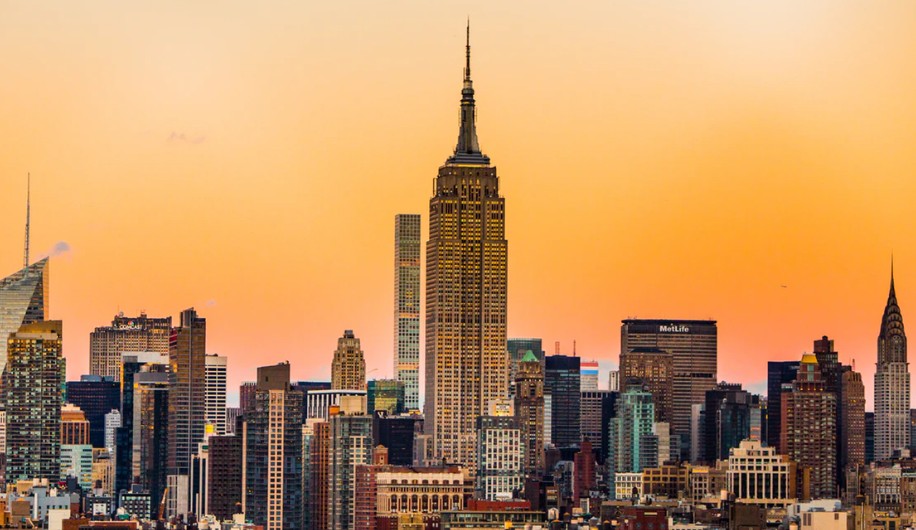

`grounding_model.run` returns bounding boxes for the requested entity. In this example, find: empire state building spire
[449,21,489,165]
